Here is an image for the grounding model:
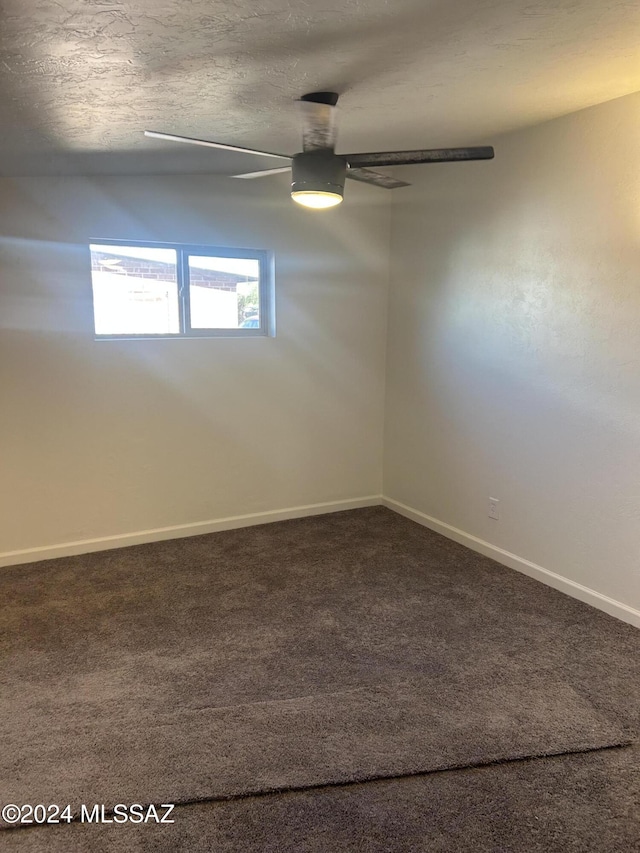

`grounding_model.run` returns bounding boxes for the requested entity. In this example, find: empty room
[1,0,639,850]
